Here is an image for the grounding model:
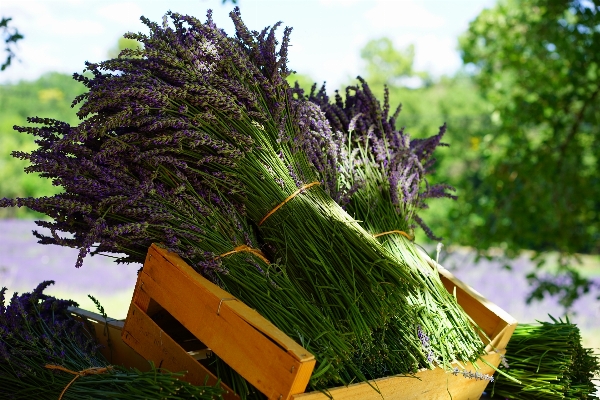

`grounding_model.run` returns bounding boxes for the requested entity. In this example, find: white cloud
[387,33,460,76]
[0,0,489,86]
[365,0,446,30]
[96,2,144,25]
[319,0,363,5]
[49,18,106,37]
